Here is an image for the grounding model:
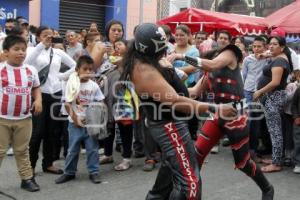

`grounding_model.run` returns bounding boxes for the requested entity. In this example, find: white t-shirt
[0,62,40,120]
[66,79,104,122]
[0,32,6,52]
[290,47,299,70]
